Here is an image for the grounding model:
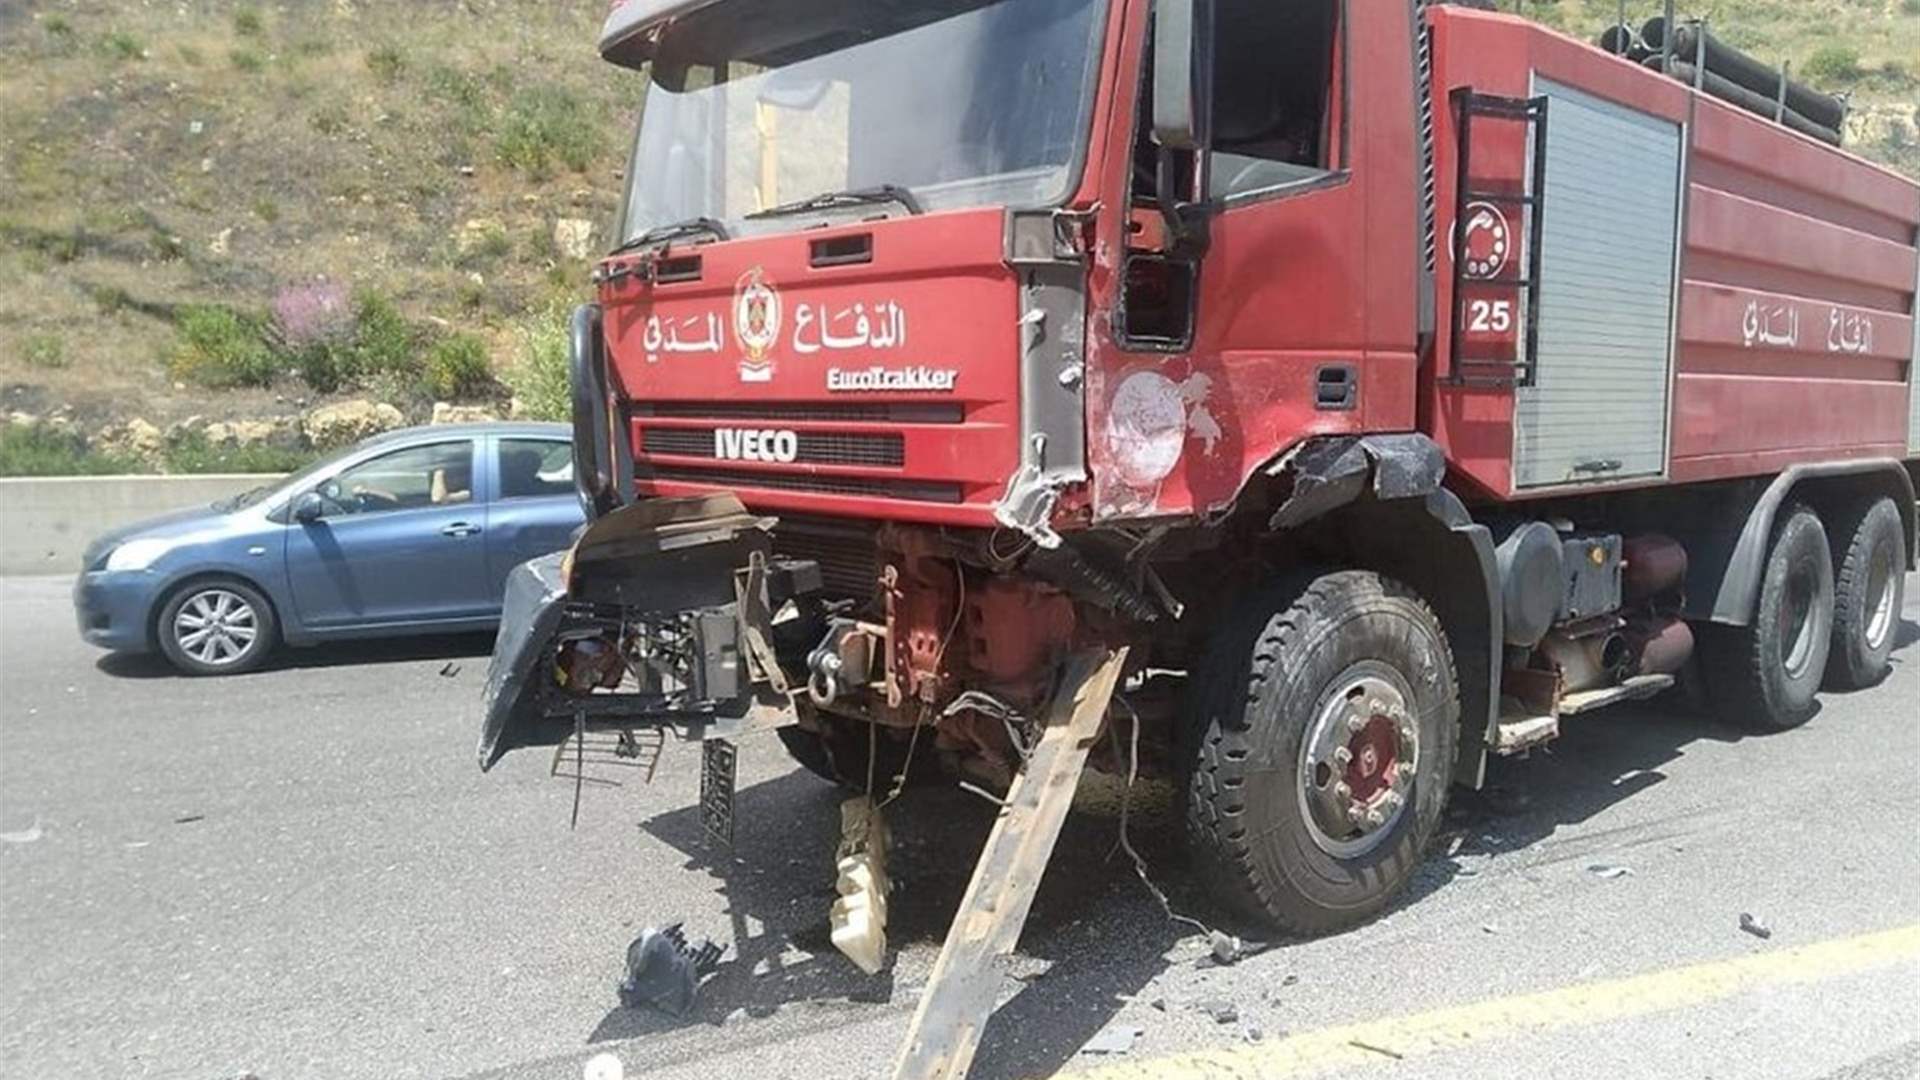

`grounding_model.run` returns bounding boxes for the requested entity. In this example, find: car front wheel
[157,580,278,676]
